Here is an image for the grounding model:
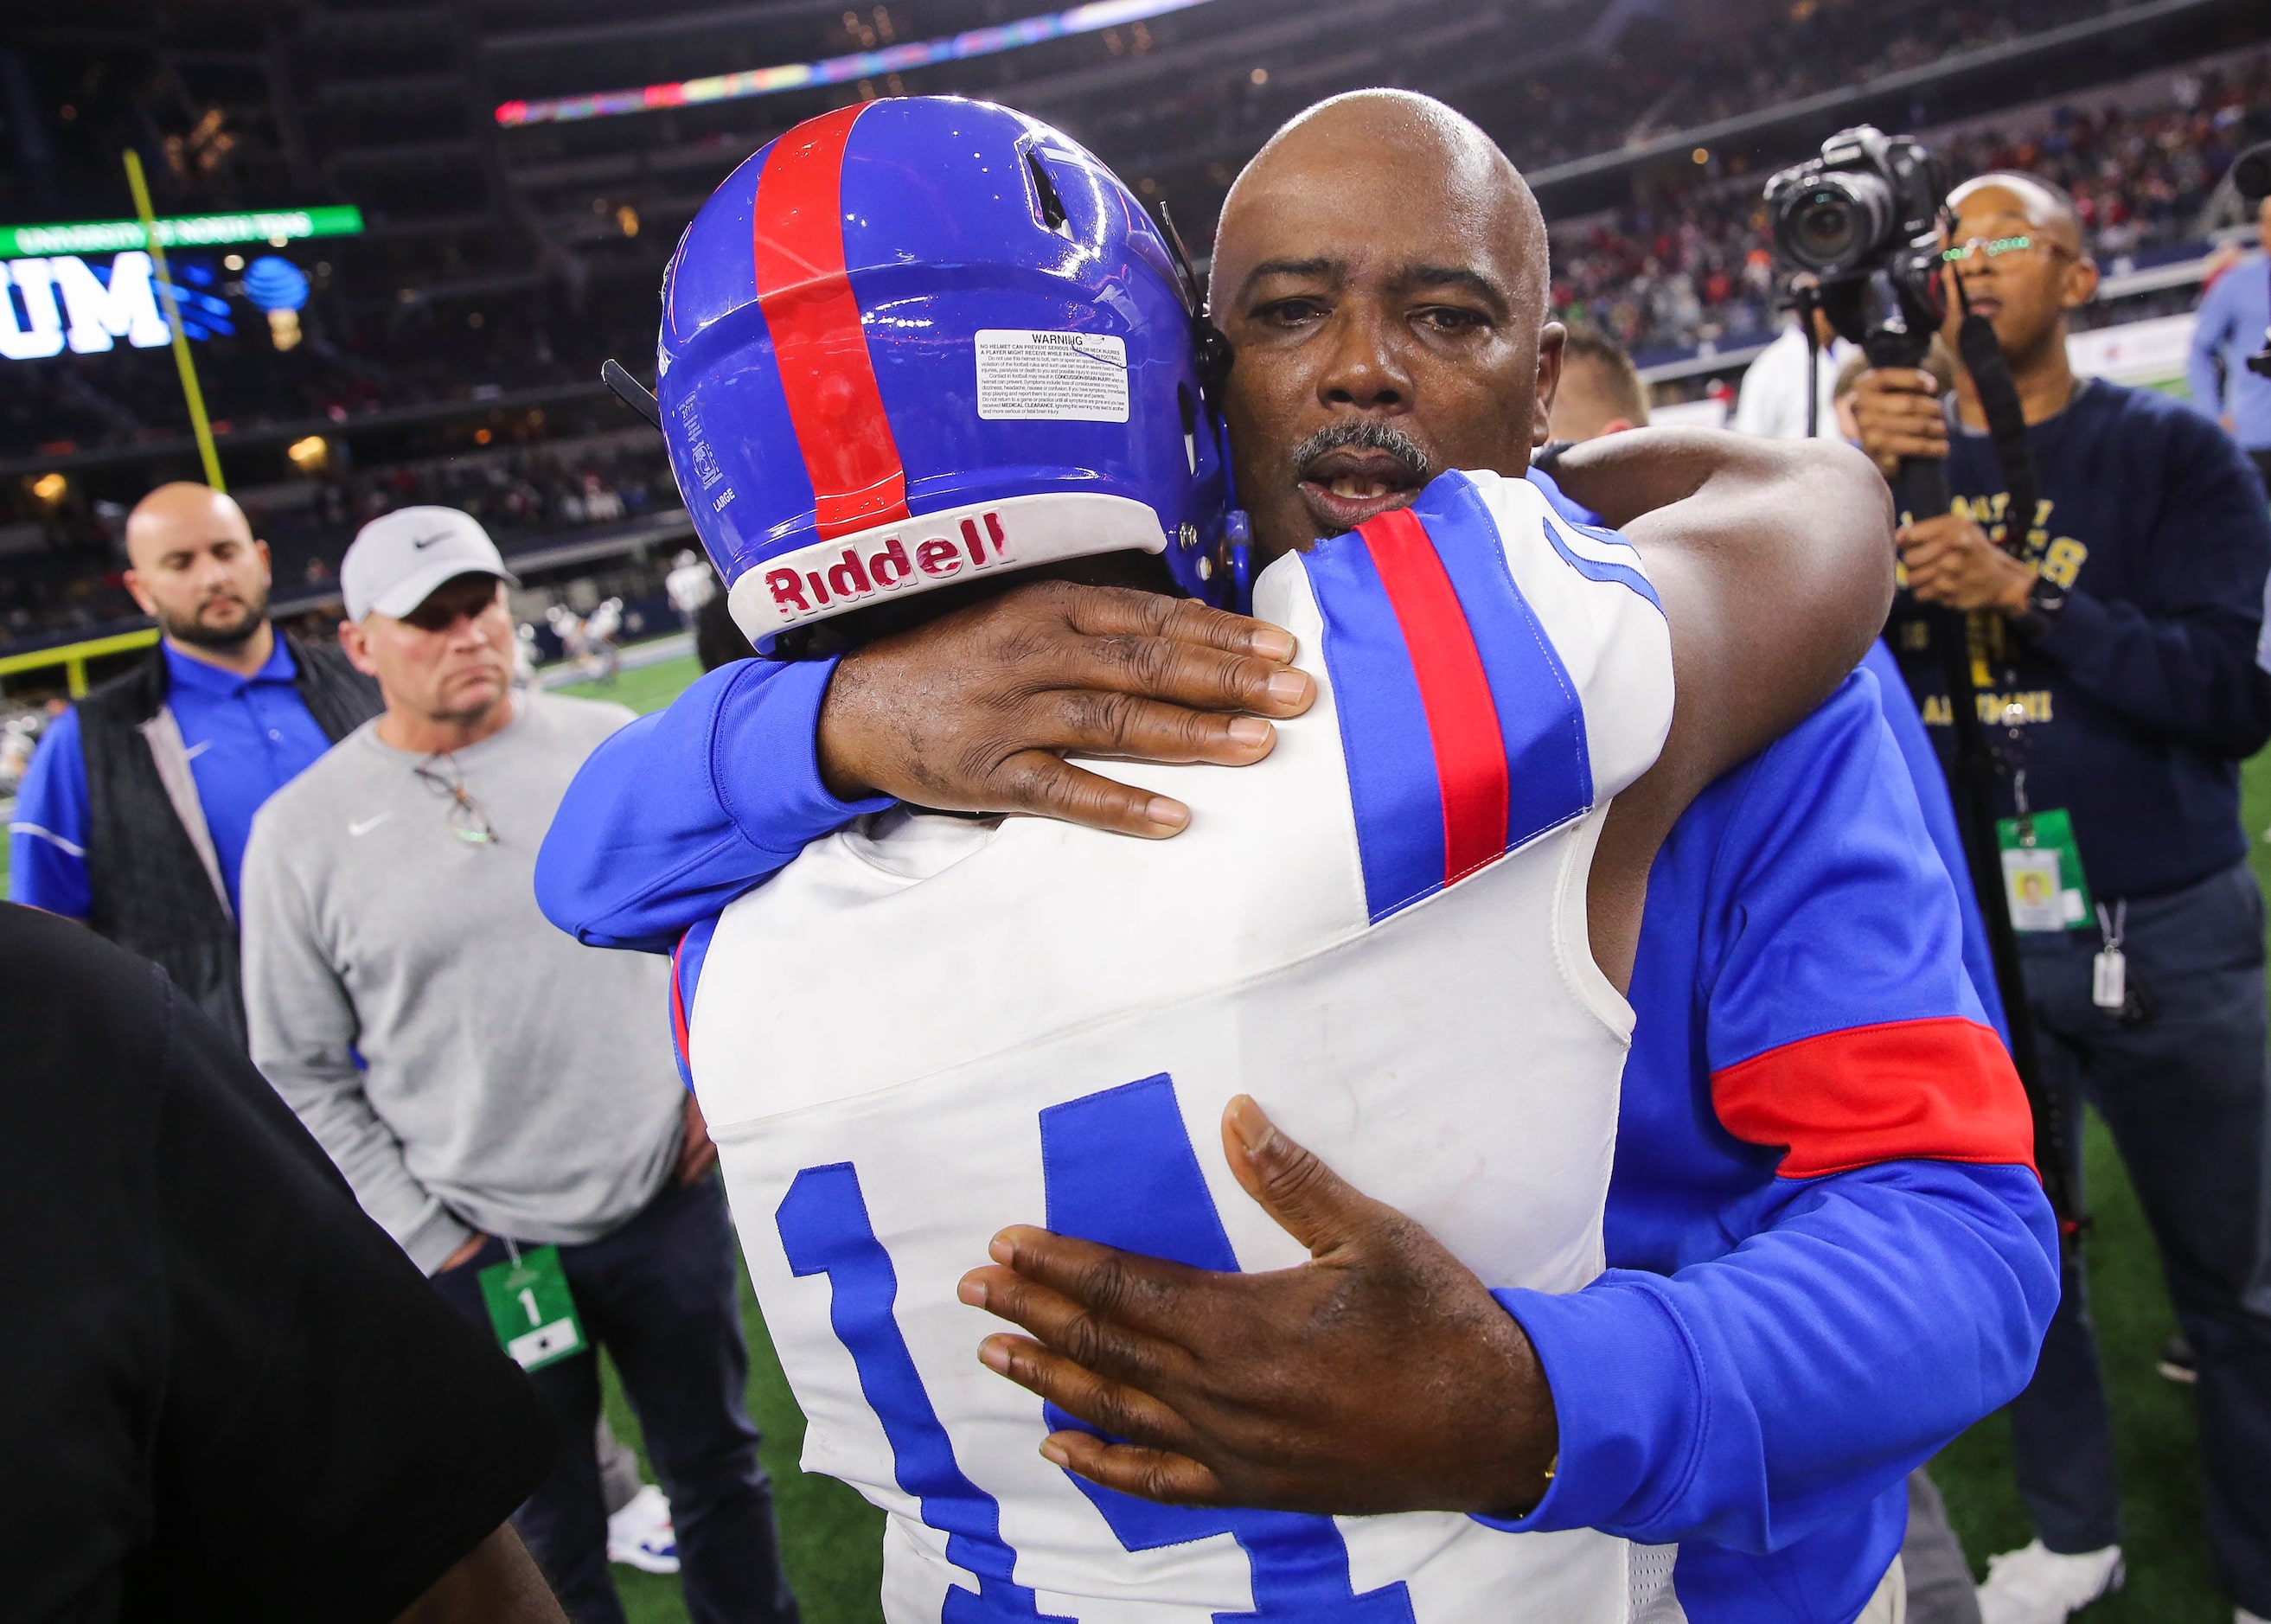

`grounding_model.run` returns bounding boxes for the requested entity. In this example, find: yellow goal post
[0,628,160,699]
